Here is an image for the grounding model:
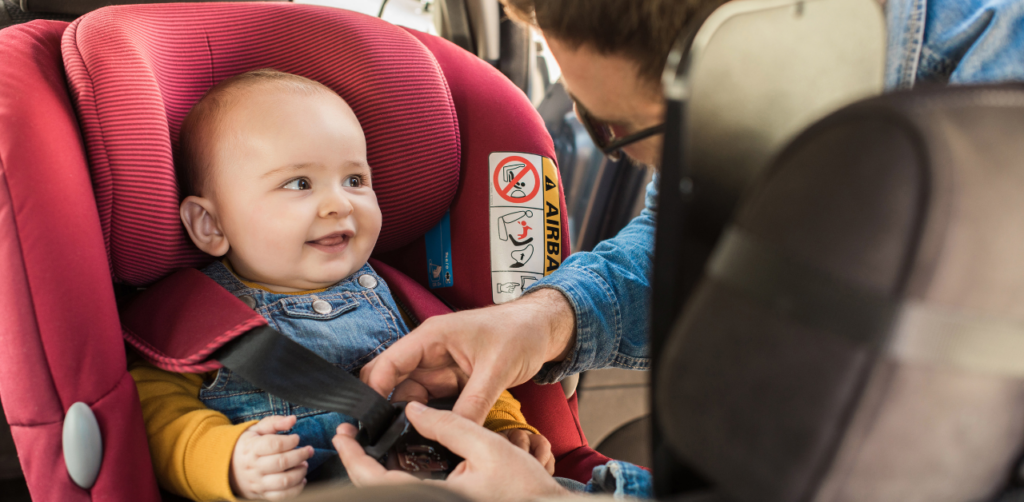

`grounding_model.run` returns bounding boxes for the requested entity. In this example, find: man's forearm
[519,287,577,363]
[526,209,657,381]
